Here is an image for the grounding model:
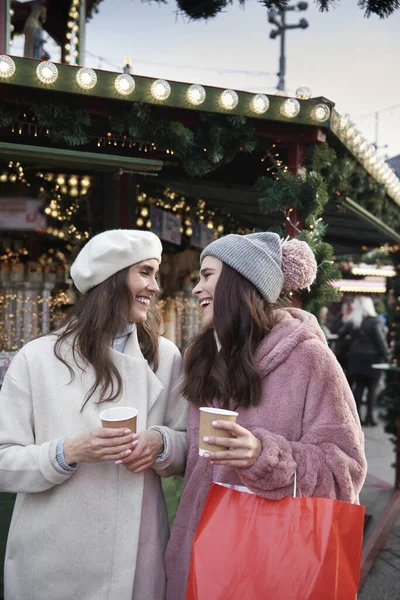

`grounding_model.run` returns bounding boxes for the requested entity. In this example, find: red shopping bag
[186,483,365,600]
